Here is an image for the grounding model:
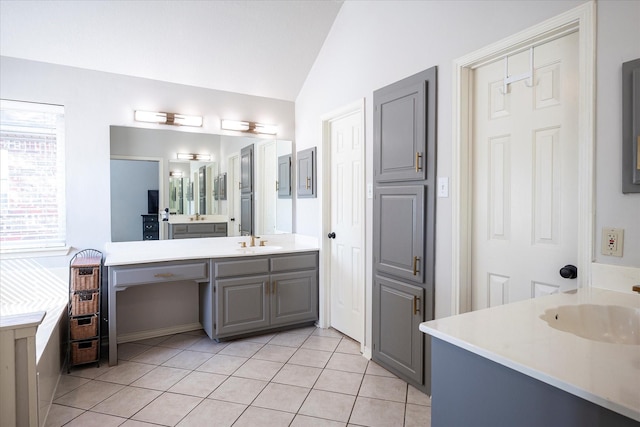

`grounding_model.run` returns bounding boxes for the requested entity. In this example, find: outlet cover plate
[601,227,624,257]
